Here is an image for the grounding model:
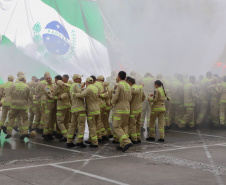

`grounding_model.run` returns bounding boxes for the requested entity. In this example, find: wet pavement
[1,128,226,185]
